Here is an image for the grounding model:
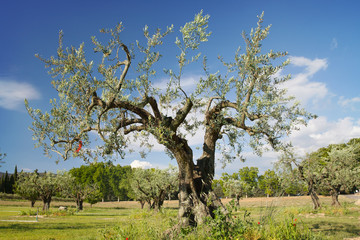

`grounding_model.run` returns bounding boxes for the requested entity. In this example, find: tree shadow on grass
[310,220,360,238]
[0,221,109,231]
